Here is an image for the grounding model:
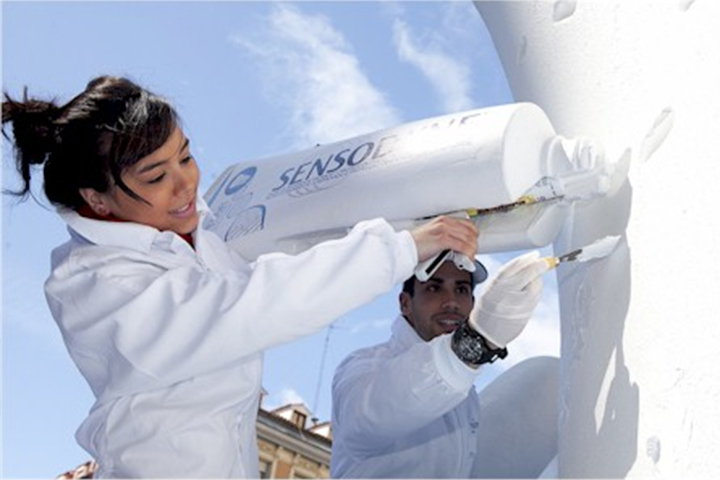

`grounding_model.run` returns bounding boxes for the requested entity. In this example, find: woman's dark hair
[2,76,179,209]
